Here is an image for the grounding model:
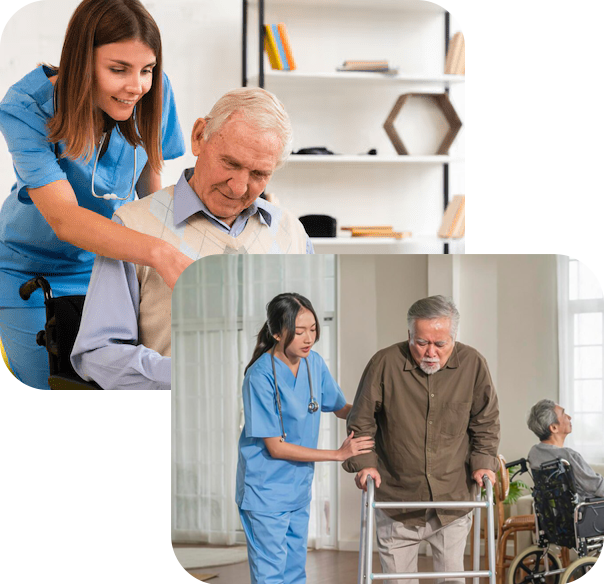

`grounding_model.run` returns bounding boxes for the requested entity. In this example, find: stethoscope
[52,85,137,201]
[91,131,137,201]
[270,347,319,443]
